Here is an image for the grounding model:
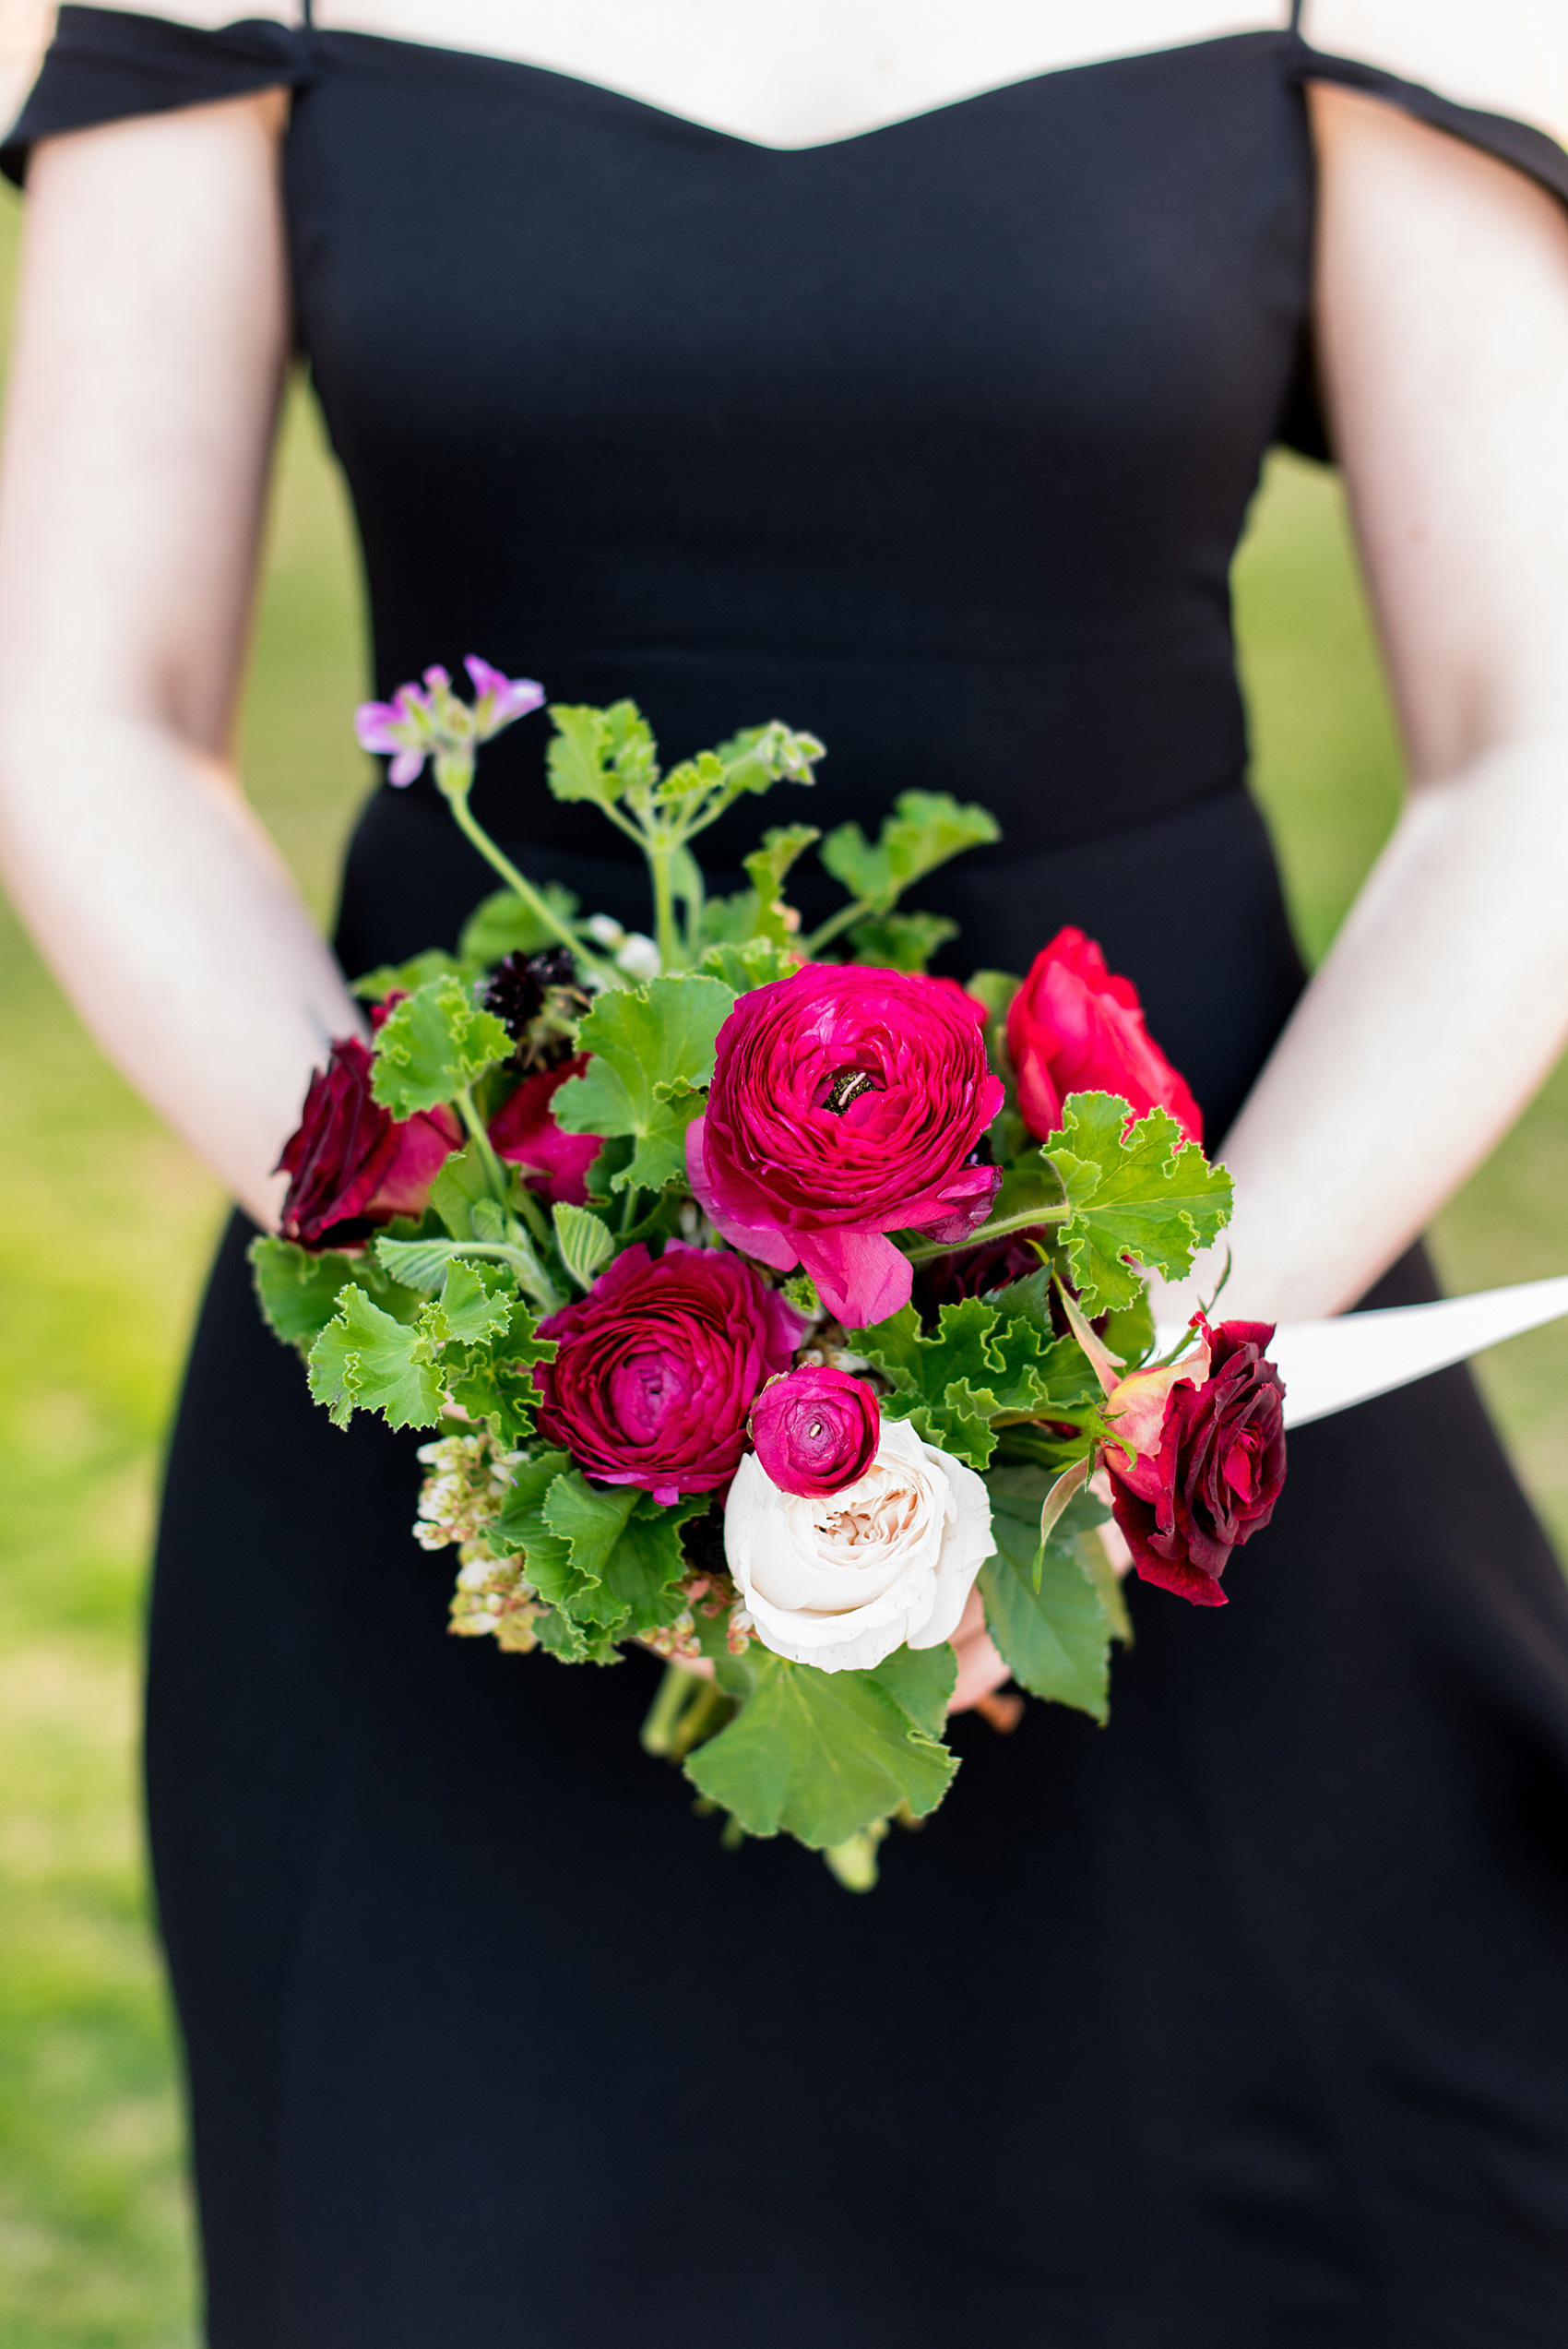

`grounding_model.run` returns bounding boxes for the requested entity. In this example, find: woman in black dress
[3,3,1568,2341]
